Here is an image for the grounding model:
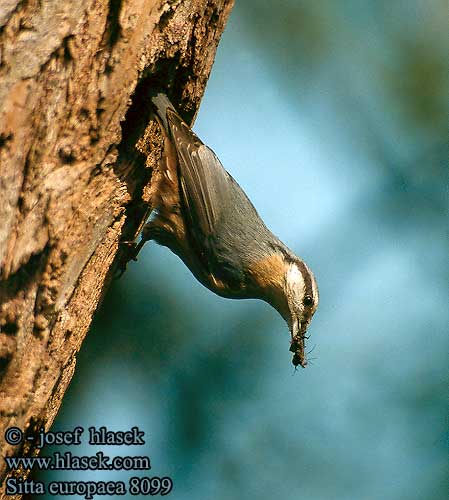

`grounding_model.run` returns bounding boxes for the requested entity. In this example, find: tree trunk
[0,0,233,490]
